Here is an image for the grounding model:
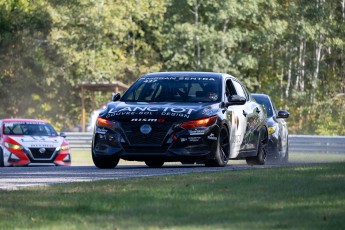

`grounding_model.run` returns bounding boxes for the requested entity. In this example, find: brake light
[180,116,217,129]
[96,117,114,129]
